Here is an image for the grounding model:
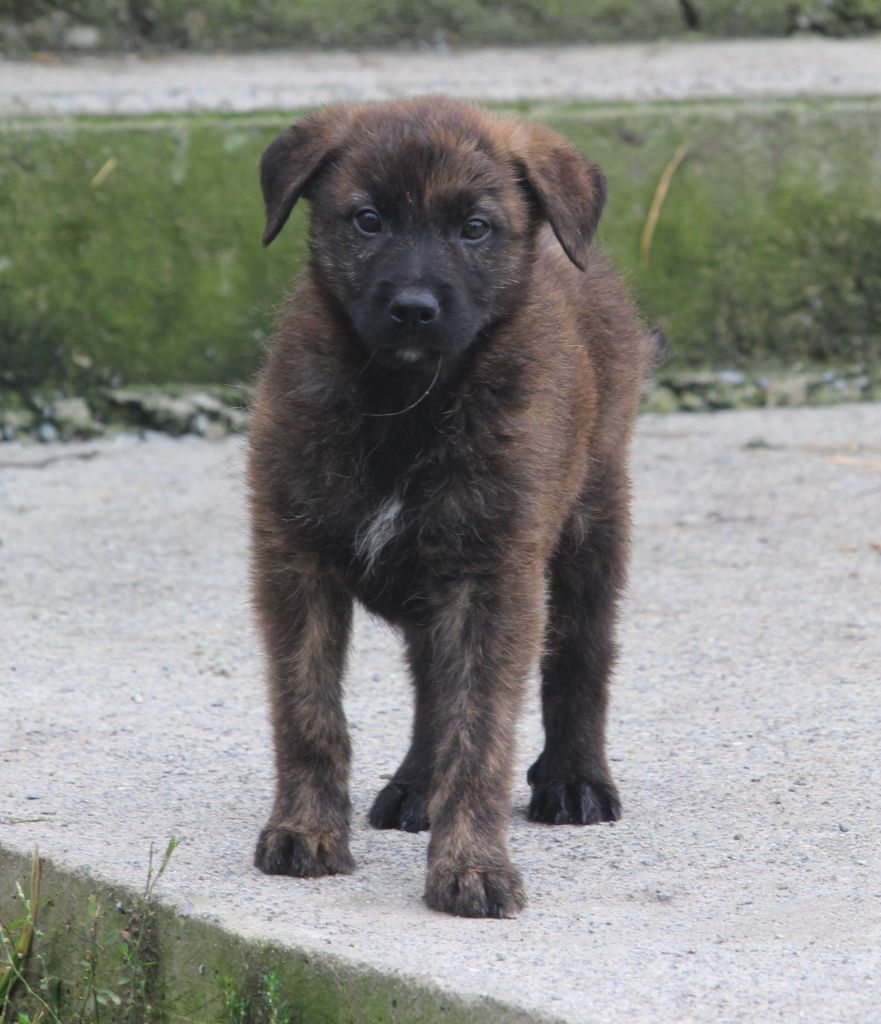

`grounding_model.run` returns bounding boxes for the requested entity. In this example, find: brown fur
[249,97,656,918]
